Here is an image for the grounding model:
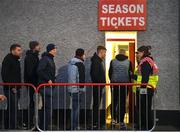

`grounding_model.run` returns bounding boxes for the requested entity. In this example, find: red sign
[98,0,147,31]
